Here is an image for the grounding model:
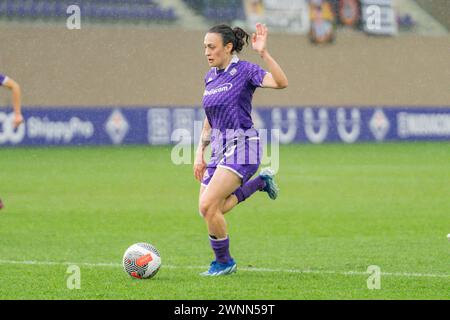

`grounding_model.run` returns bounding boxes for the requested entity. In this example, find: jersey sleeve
[0,74,8,86]
[247,63,268,88]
